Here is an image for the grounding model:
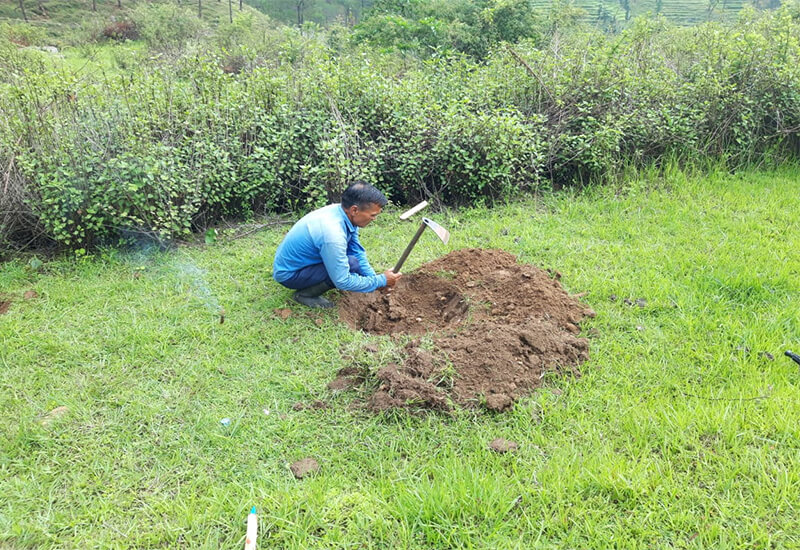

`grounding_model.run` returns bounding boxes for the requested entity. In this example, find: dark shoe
[292,281,335,309]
